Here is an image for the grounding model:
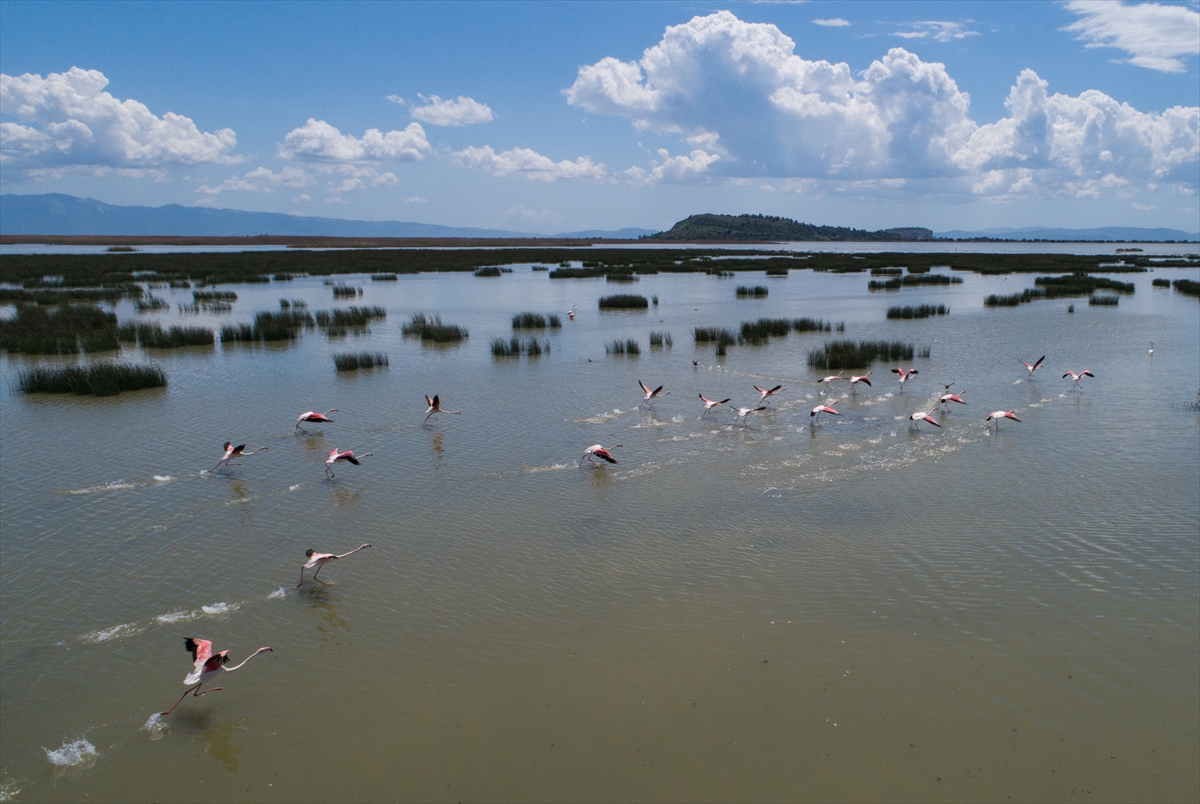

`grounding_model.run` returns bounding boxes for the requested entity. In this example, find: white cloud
[1132,202,1157,210]
[278,118,430,162]
[893,21,980,43]
[450,145,608,181]
[197,163,399,200]
[812,18,850,27]
[1064,1,1200,73]
[503,205,562,226]
[386,95,406,105]
[0,67,239,172]
[293,193,313,202]
[405,195,428,203]
[410,94,494,126]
